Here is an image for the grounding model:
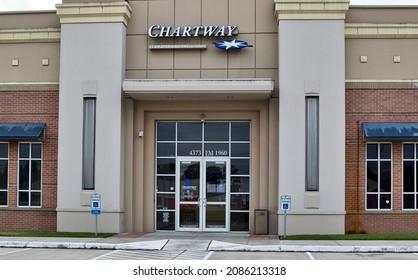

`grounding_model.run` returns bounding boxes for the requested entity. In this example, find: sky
[0,0,417,12]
